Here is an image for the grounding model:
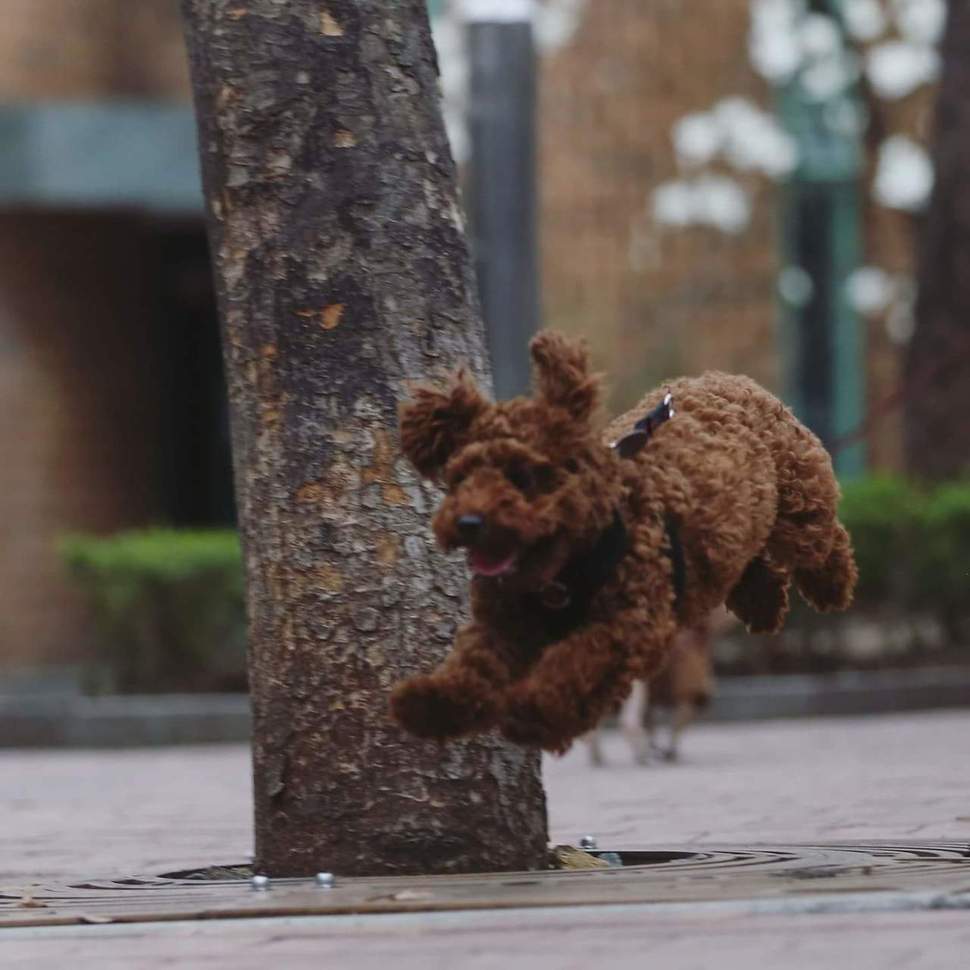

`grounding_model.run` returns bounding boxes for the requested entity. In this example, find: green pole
[775,1,866,479]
